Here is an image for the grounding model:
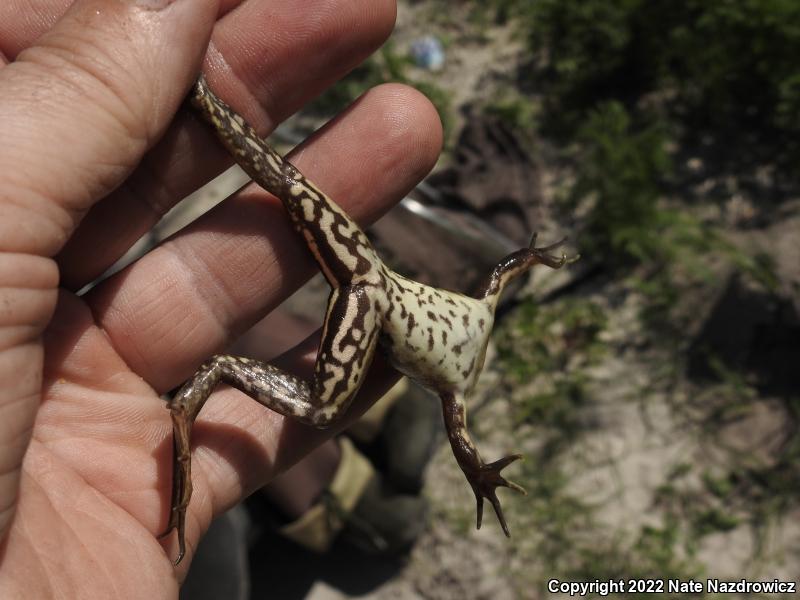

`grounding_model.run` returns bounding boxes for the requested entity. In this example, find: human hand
[0,0,441,596]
